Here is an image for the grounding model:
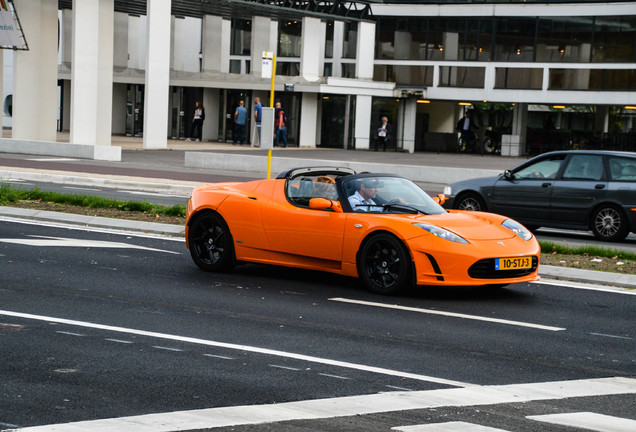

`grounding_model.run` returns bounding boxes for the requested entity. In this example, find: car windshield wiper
[382,202,426,214]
